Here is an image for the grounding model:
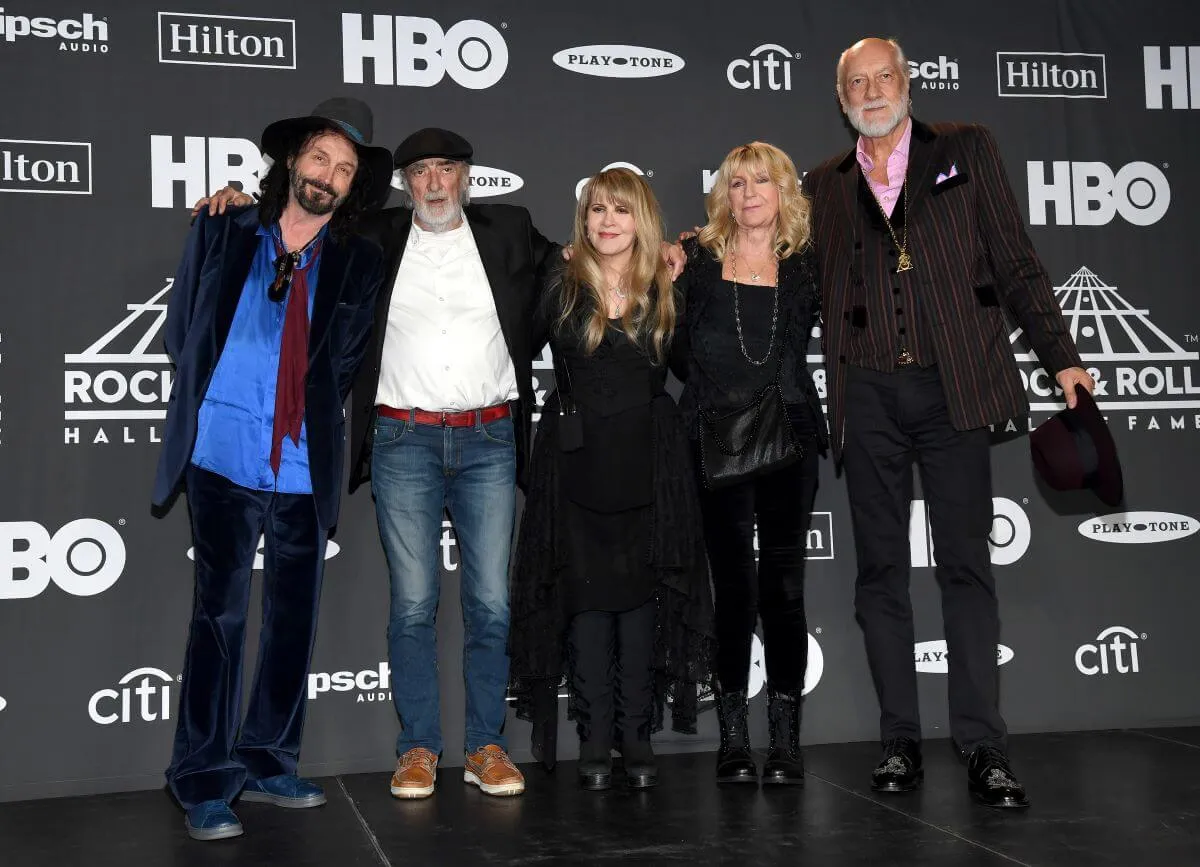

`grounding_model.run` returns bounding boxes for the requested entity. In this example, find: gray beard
[413,198,463,232]
[848,101,908,139]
